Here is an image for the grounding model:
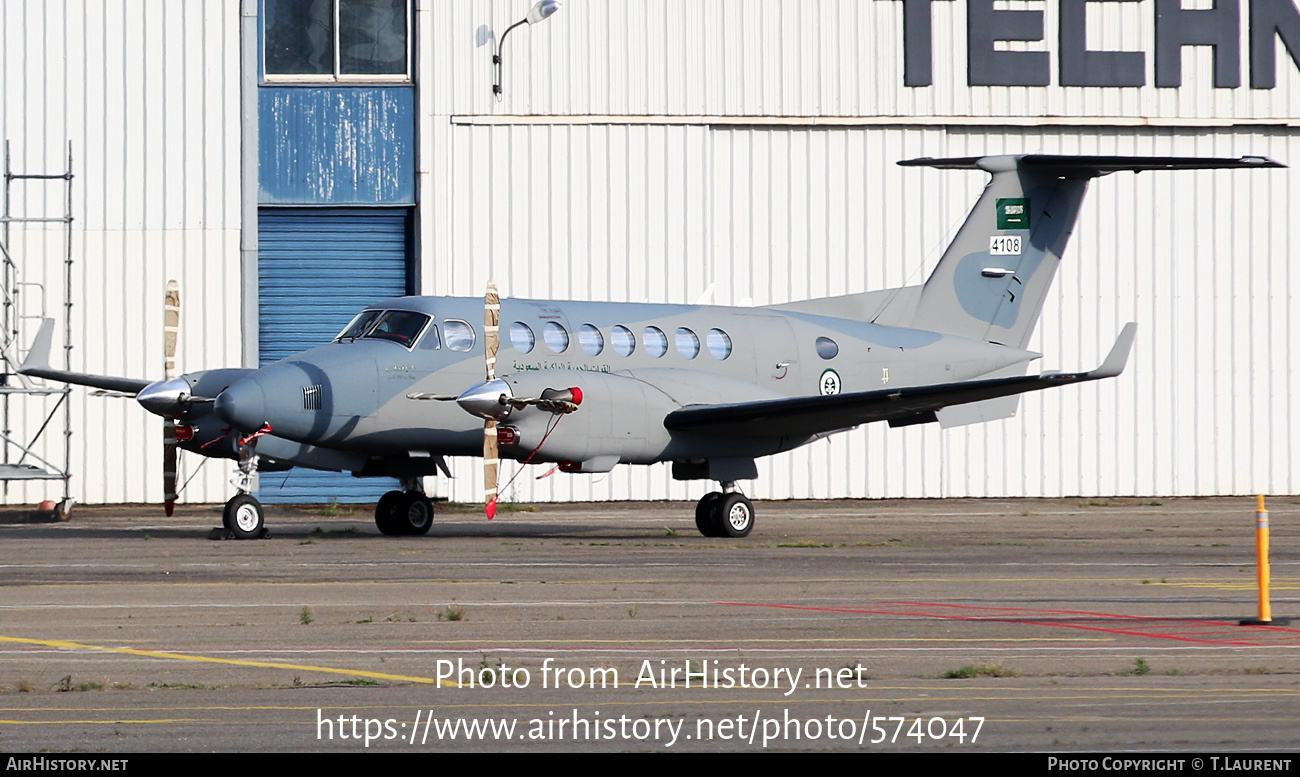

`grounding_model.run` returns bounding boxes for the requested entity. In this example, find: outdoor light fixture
[493,0,561,98]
